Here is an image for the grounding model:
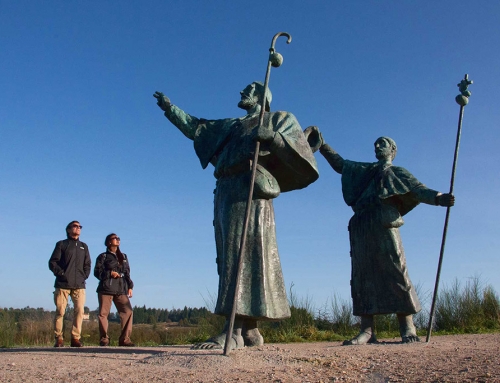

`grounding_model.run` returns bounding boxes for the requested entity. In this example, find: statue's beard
[238,97,258,110]
[376,150,394,161]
